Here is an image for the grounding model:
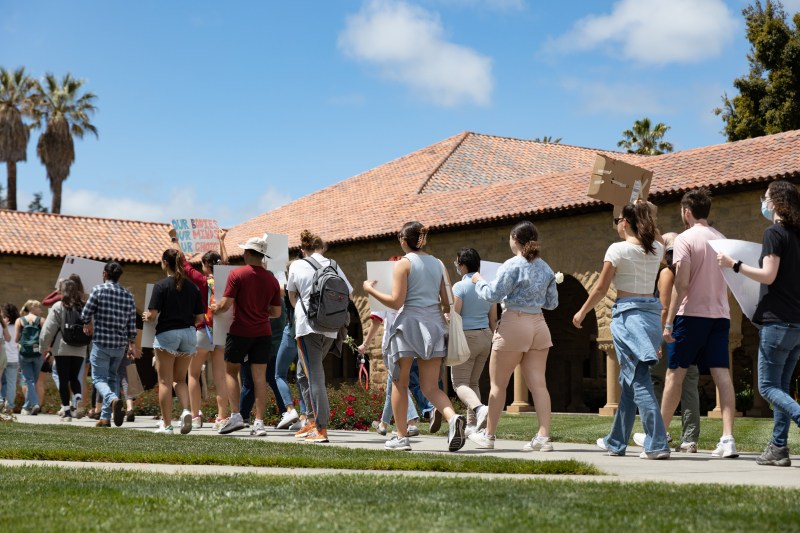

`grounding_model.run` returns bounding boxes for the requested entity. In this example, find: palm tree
[0,67,39,210]
[534,135,562,144]
[36,73,98,213]
[617,118,674,155]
